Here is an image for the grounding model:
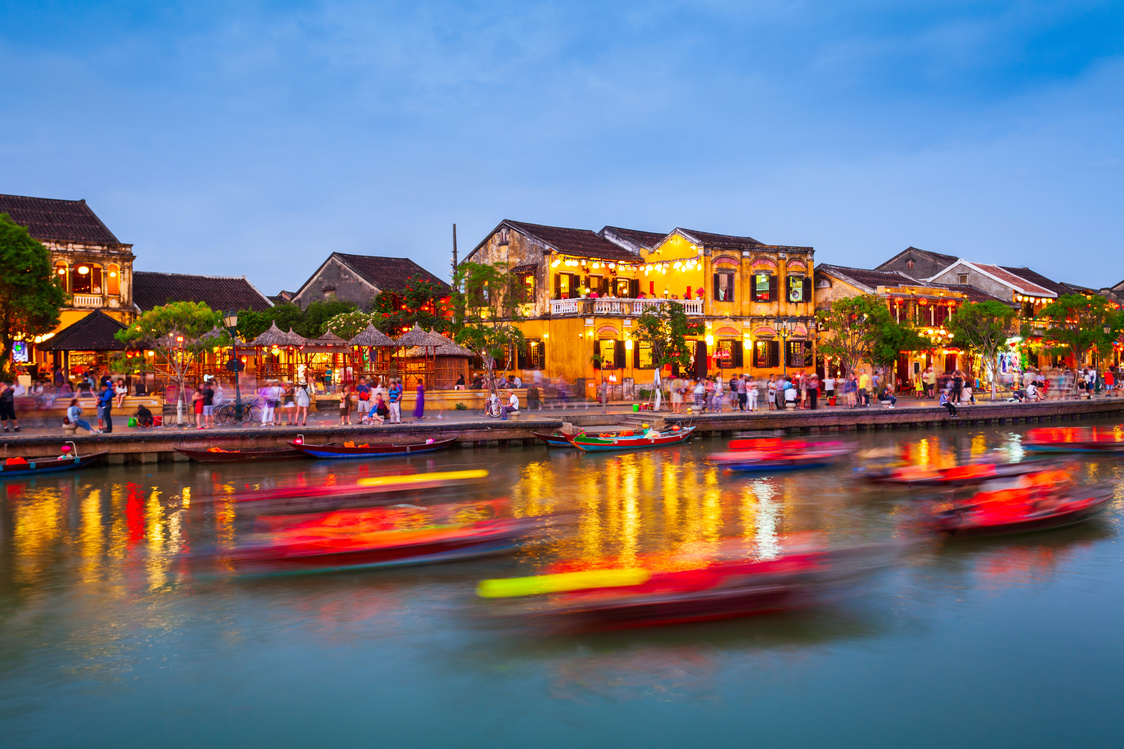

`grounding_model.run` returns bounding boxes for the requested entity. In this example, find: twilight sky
[2,1,1122,294]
